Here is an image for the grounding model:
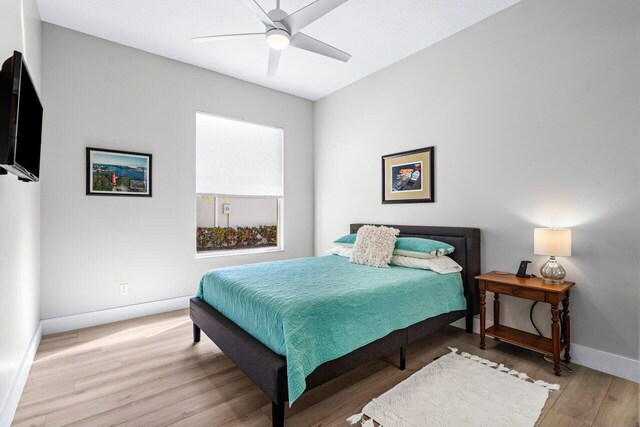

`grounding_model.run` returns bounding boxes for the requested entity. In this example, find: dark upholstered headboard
[350,224,481,315]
